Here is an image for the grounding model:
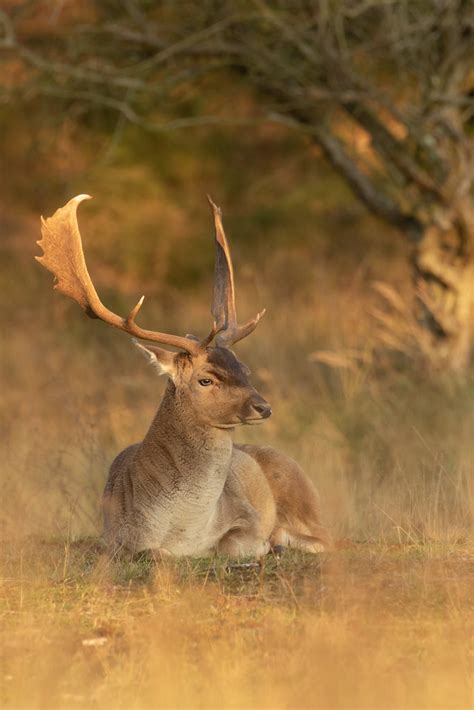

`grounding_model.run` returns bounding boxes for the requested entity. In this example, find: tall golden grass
[1,196,473,709]
[1,540,472,709]
[2,213,472,543]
